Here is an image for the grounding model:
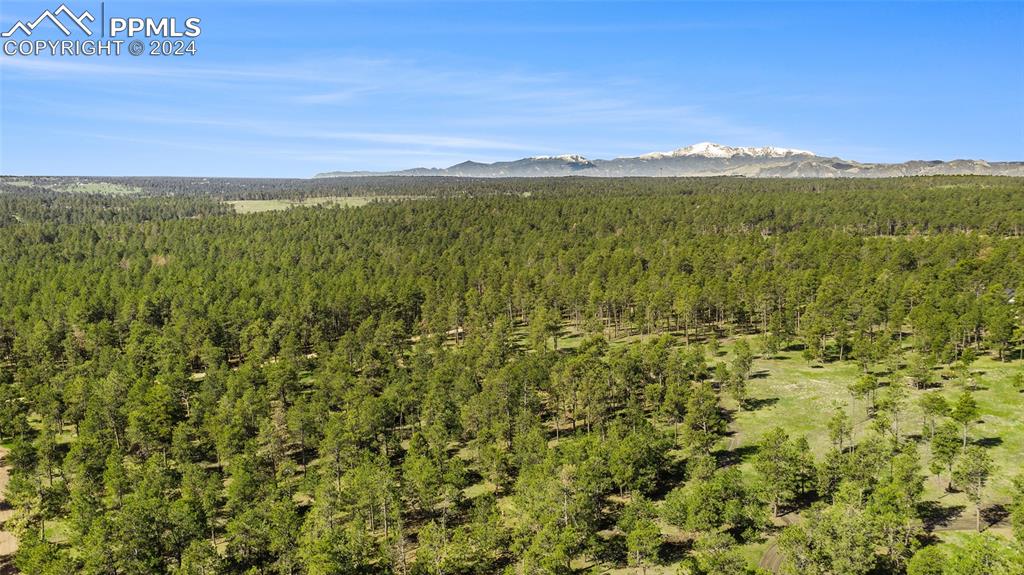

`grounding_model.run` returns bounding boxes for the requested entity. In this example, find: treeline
[3,175,1024,232]
[0,187,229,226]
[3,176,468,201]
[0,177,1022,574]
